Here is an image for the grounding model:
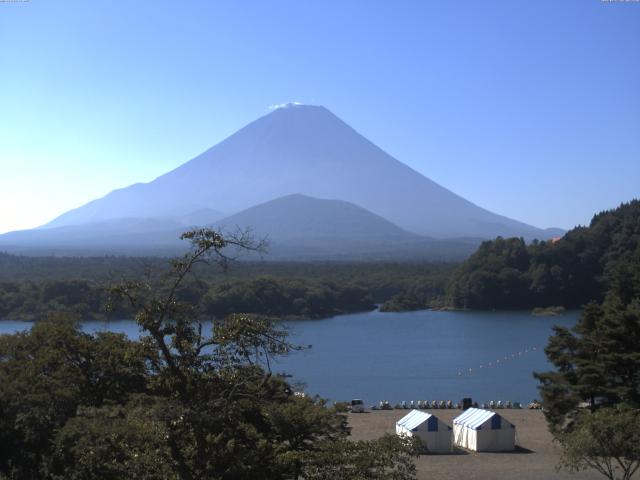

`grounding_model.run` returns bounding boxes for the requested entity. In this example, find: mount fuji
[0,104,562,258]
